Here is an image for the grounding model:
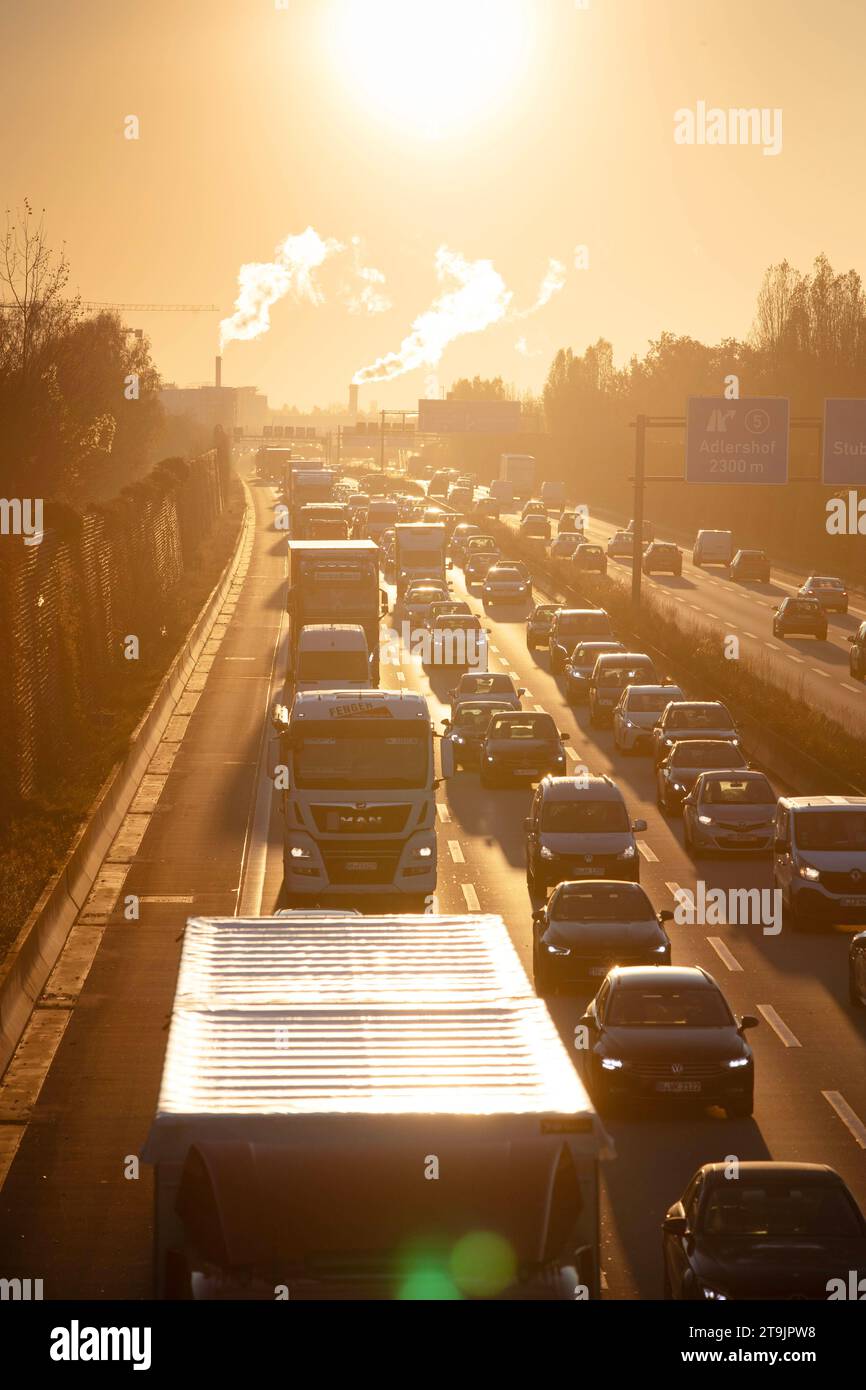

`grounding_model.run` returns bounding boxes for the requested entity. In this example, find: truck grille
[820,870,866,894]
[310,805,411,834]
[320,840,403,885]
